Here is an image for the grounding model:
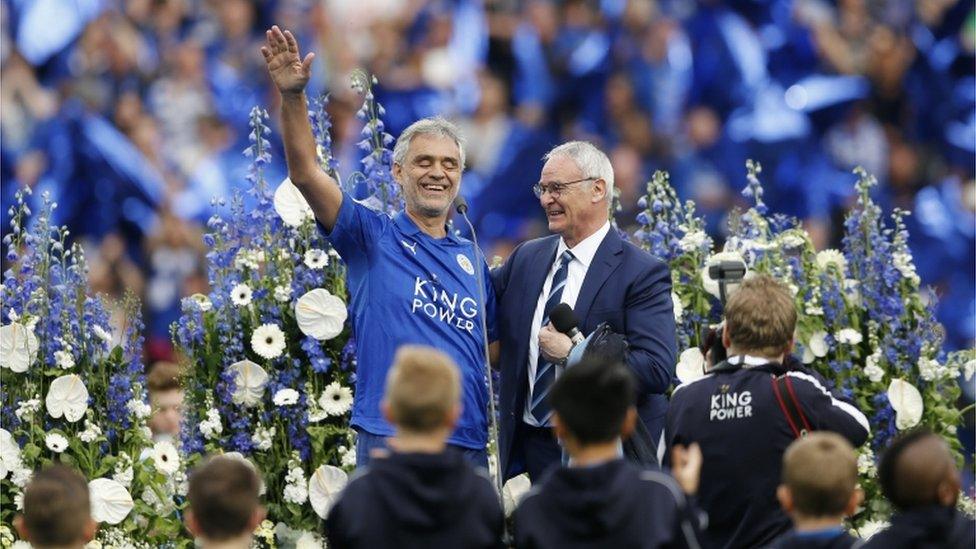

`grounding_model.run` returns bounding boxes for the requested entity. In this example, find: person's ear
[381,400,394,424]
[83,517,98,542]
[392,161,404,186]
[845,487,864,516]
[591,178,607,203]
[185,509,199,538]
[782,338,795,361]
[248,506,267,531]
[937,474,961,507]
[445,403,462,430]
[776,485,793,514]
[13,516,28,542]
[721,324,732,350]
[620,407,637,439]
